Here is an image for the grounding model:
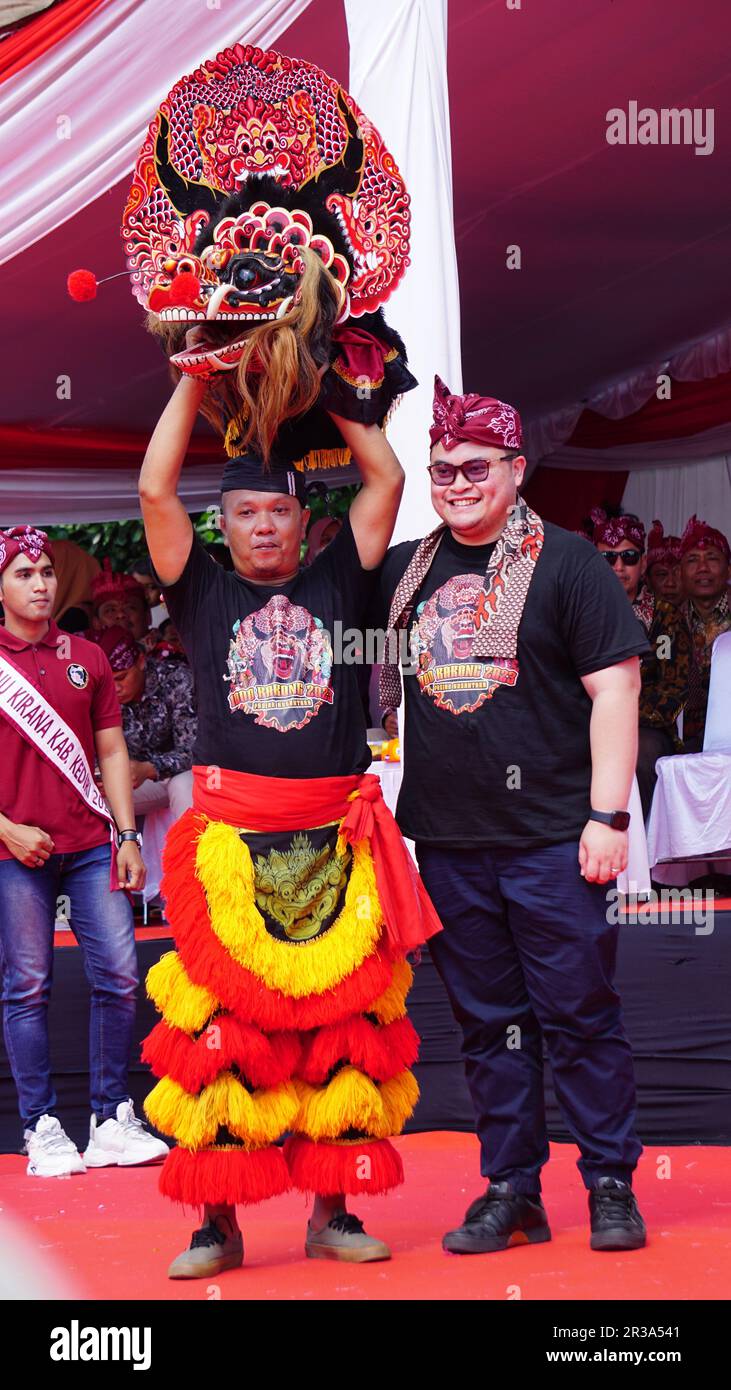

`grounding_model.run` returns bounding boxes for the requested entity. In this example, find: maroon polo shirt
[0,620,122,860]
